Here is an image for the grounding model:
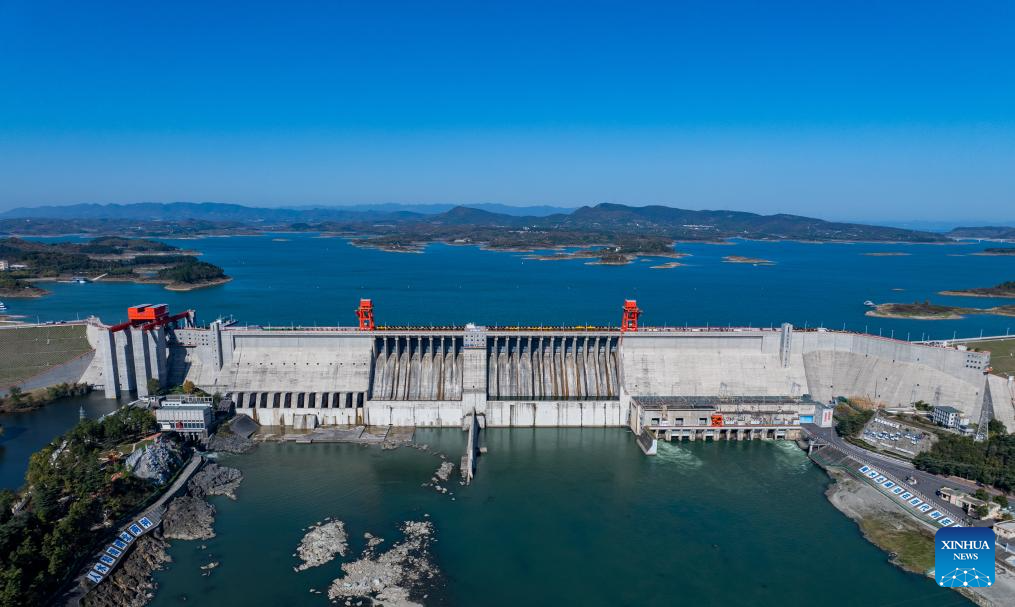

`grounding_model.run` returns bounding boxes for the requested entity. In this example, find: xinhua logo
[935,526,995,588]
